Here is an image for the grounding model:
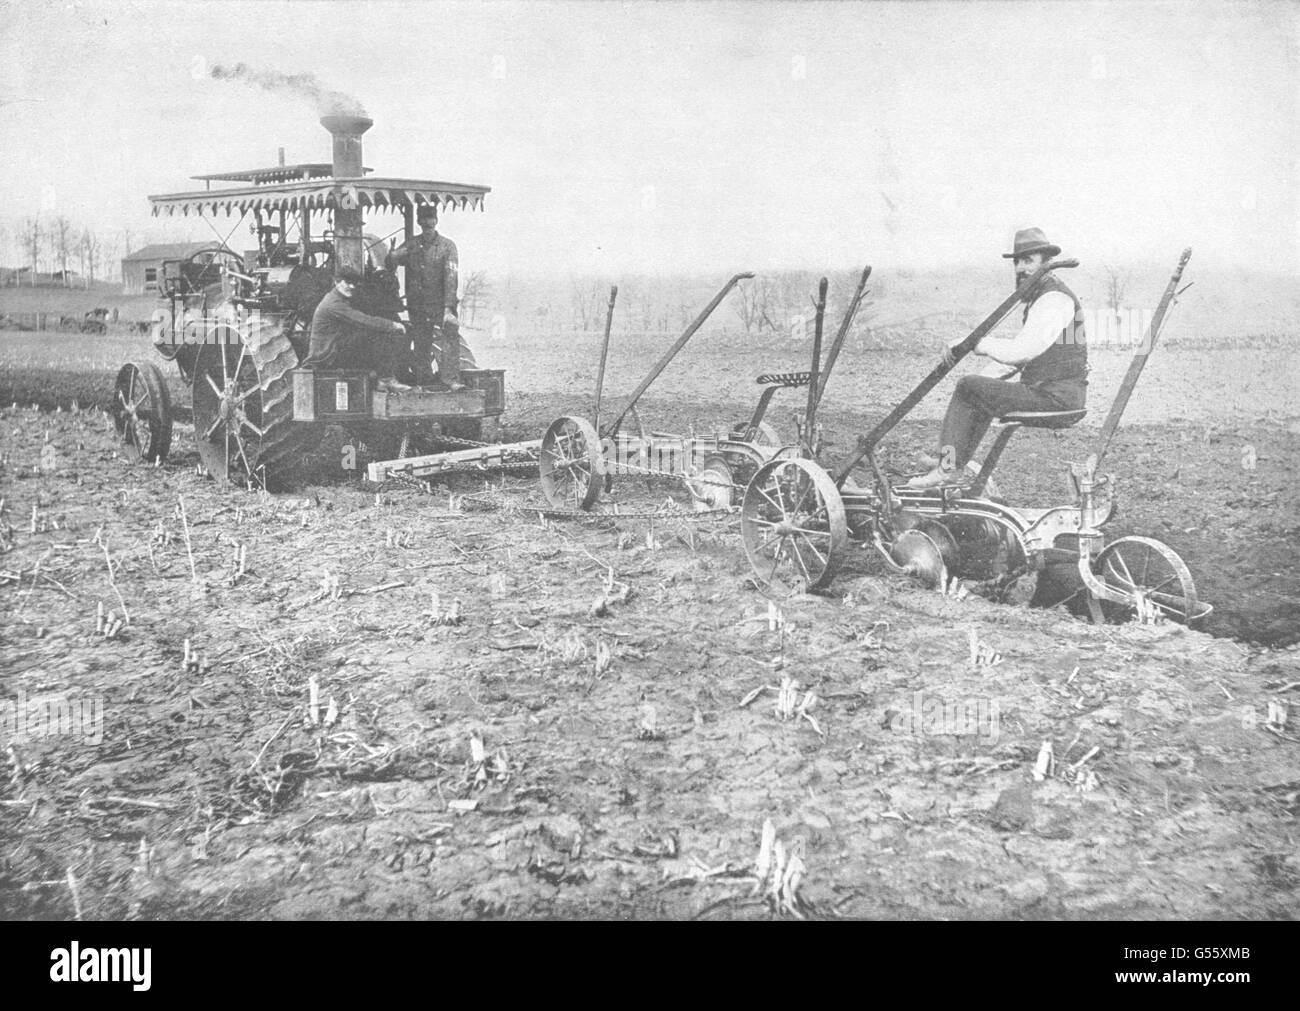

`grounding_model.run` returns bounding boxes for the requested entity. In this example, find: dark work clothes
[388,230,463,383]
[940,375,1081,469]
[1020,274,1088,396]
[388,231,458,319]
[304,287,406,375]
